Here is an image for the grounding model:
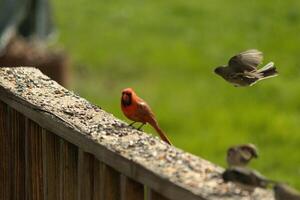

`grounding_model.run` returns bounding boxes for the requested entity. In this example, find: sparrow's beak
[214,67,222,75]
[253,152,258,158]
